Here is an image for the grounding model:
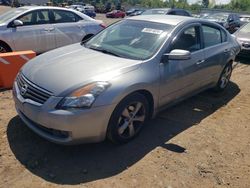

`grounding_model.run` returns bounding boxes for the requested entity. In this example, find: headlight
[57,82,110,109]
